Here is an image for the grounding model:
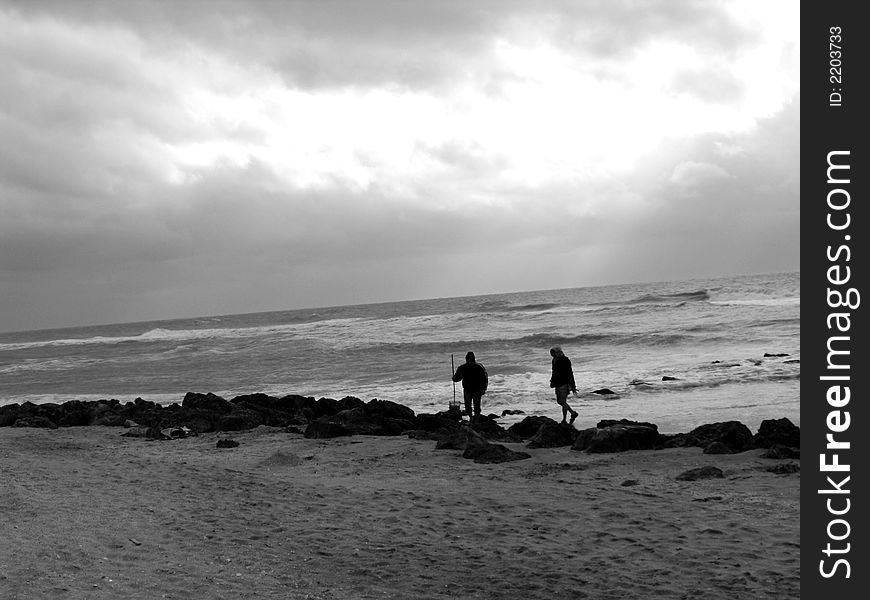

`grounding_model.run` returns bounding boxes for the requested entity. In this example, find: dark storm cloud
[0,1,799,331]
[4,0,755,90]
